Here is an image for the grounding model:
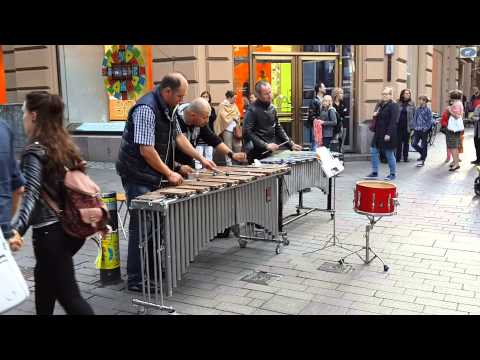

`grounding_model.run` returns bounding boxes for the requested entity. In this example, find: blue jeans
[323,137,333,149]
[371,146,396,175]
[121,179,157,286]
